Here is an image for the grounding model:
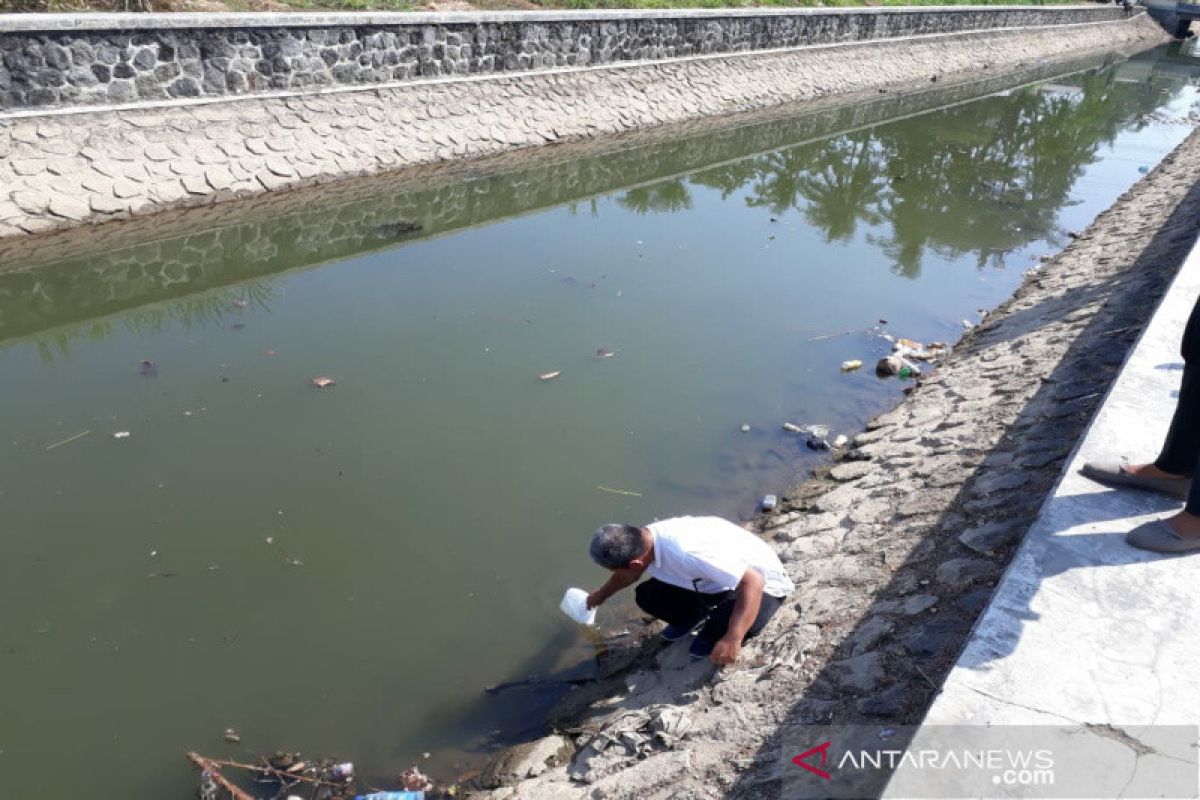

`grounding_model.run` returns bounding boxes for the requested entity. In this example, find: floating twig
[597,485,643,497]
[192,754,339,789]
[45,430,91,451]
[186,753,256,800]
